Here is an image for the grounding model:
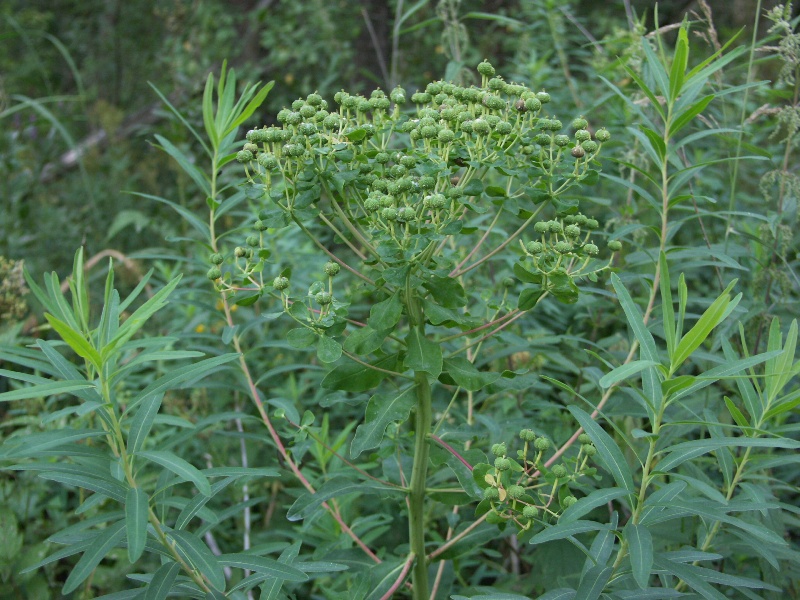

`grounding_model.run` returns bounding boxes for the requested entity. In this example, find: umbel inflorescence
[215,61,619,317]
